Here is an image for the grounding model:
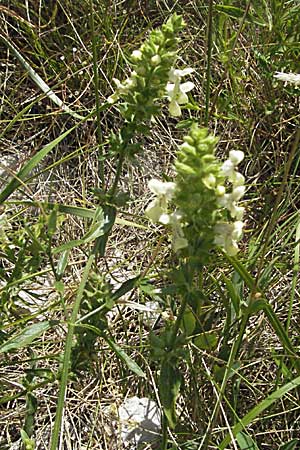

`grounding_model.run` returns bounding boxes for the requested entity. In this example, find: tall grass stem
[50,254,95,450]
[204,0,213,127]
[89,0,105,187]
